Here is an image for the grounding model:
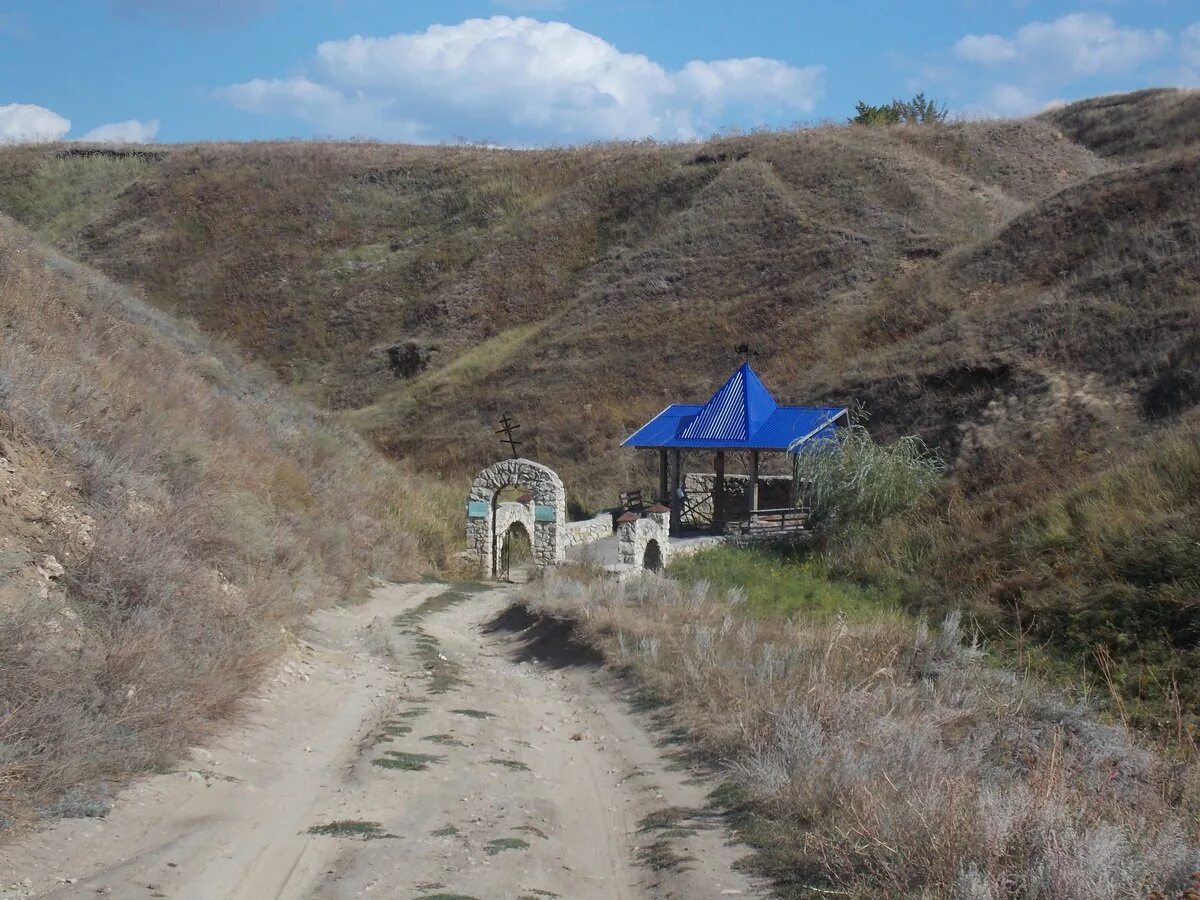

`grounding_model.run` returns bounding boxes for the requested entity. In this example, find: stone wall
[682,473,794,523]
[563,512,612,548]
[617,509,671,570]
[467,458,567,575]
